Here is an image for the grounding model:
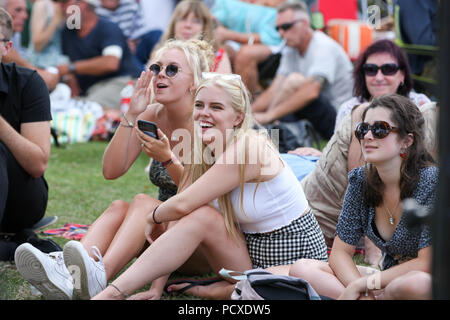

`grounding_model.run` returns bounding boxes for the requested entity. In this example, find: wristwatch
[68,62,76,74]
